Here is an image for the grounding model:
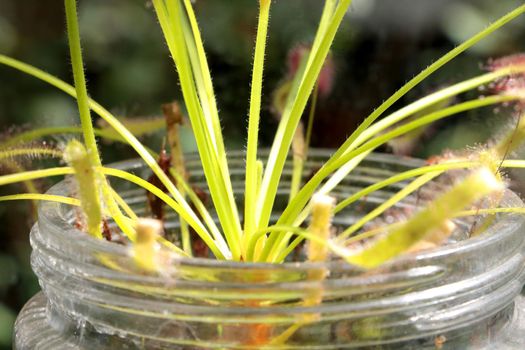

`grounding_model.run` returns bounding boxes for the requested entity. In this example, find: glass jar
[14,151,525,349]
